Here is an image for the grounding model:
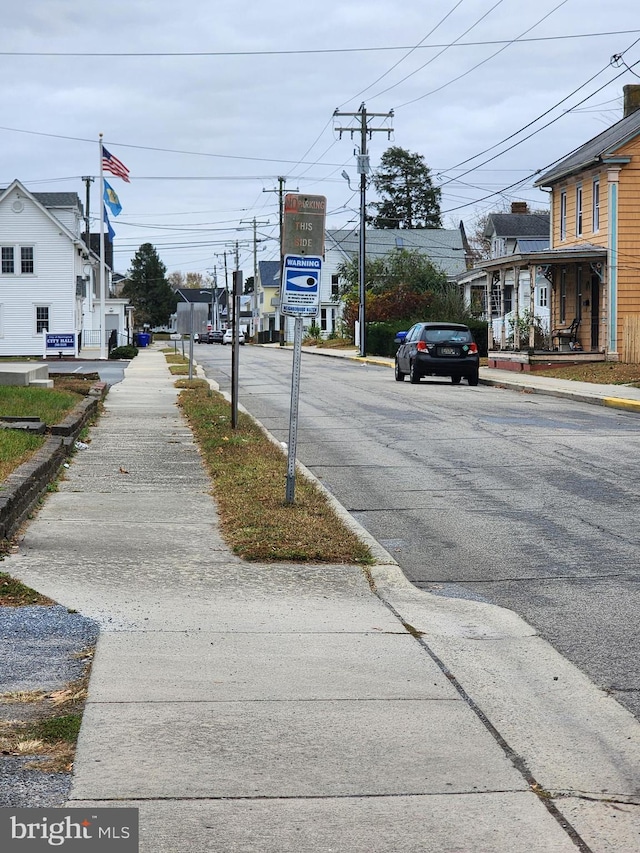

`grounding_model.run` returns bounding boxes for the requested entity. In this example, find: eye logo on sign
[287,273,318,291]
